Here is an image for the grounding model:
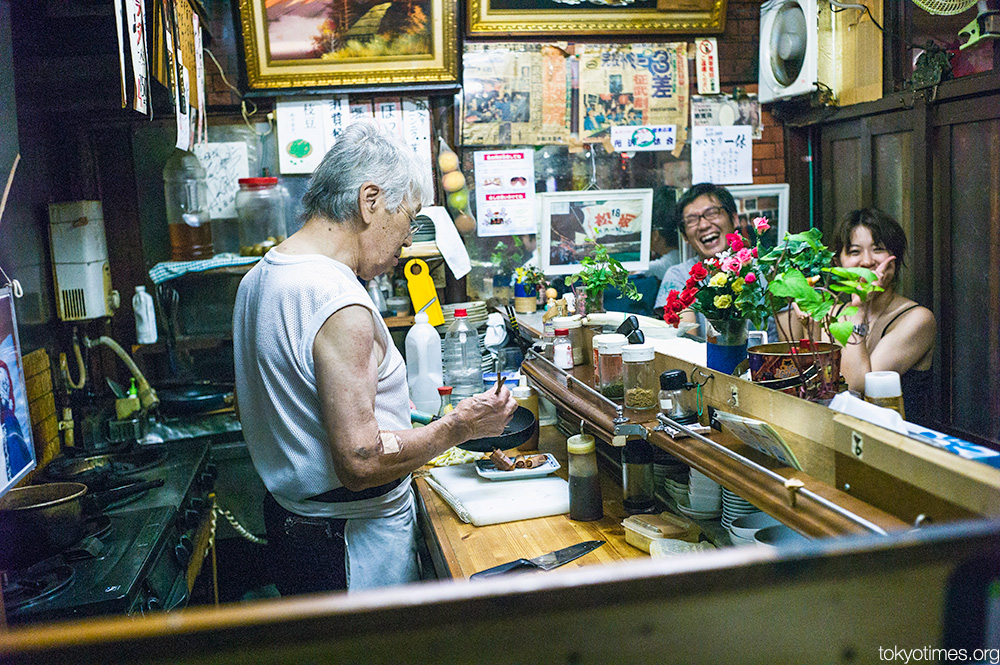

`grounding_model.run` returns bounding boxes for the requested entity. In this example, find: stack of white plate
[663,477,690,505]
[721,488,759,531]
[676,468,723,520]
[728,512,781,546]
[654,452,689,503]
[439,301,489,330]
